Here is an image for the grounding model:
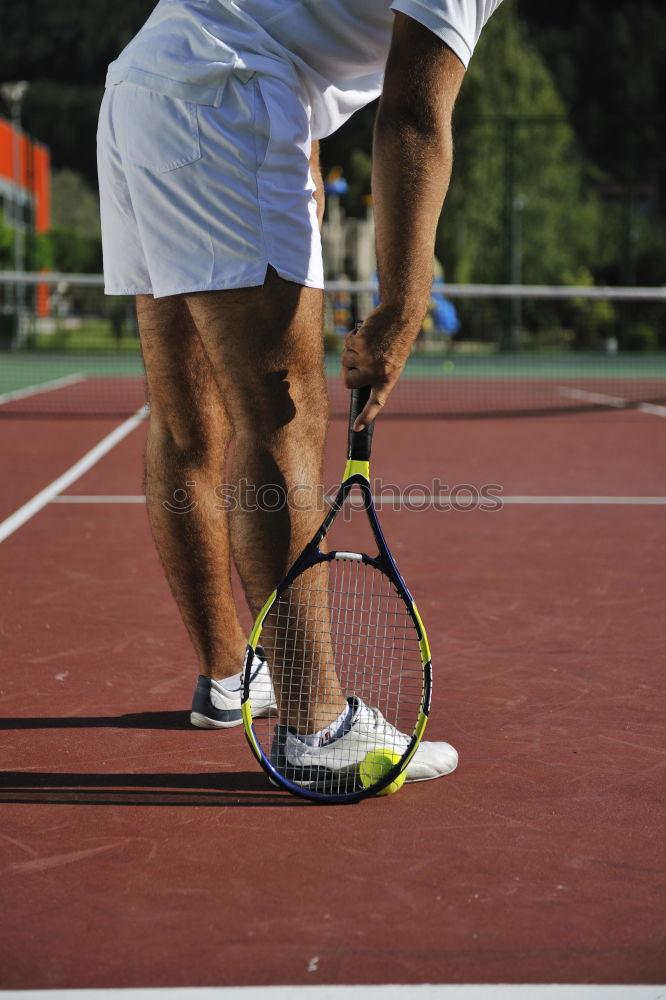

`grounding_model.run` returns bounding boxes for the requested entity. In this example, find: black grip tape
[347,385,375,461]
